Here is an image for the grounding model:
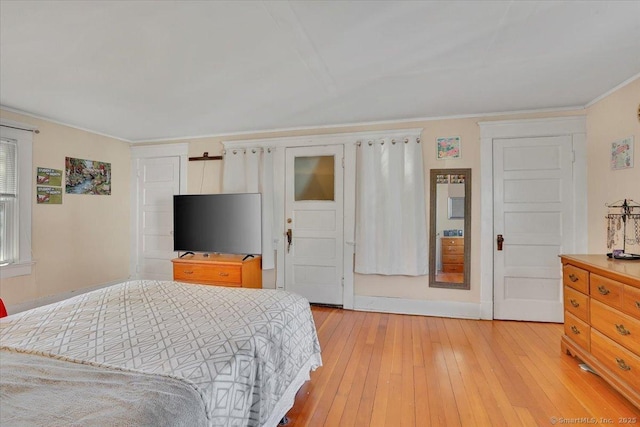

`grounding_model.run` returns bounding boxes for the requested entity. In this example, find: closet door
[493,136,574,322]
